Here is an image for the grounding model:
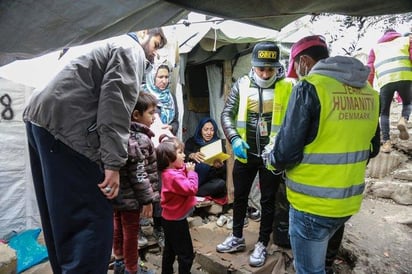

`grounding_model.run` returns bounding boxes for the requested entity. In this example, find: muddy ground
[23,104,412,274]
